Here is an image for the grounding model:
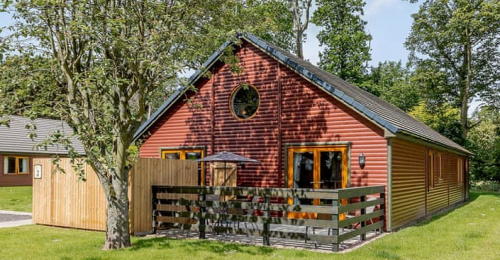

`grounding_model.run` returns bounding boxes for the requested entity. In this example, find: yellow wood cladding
[391,139,467,229]
[33,158,198,234]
